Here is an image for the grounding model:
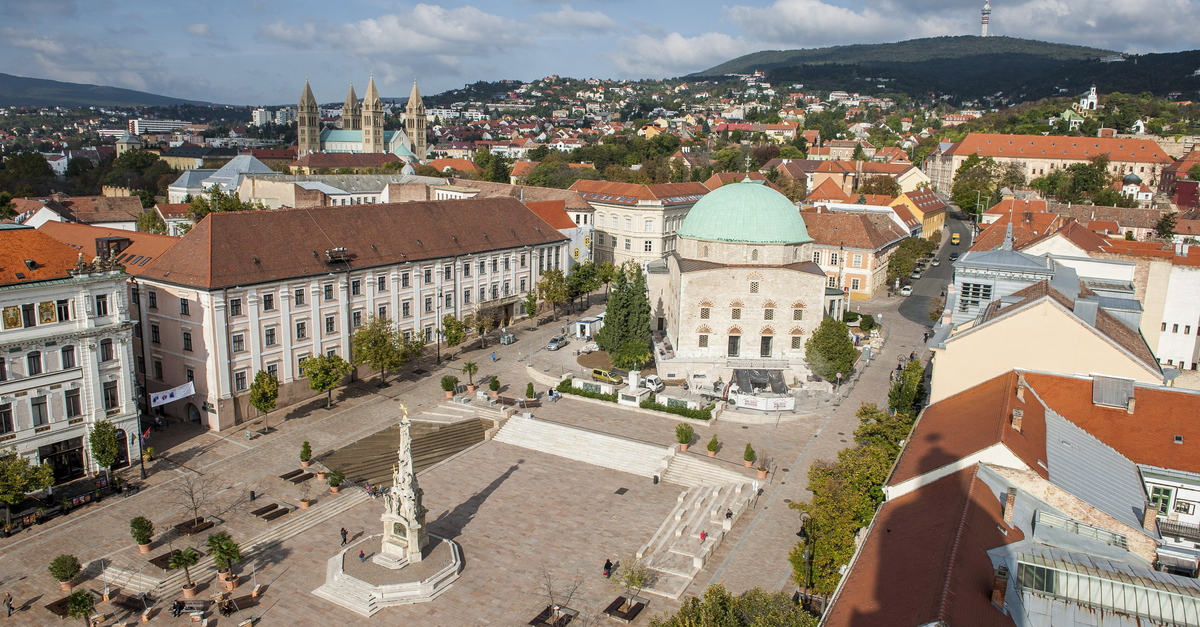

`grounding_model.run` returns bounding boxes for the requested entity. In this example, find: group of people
[170,598,236,618]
